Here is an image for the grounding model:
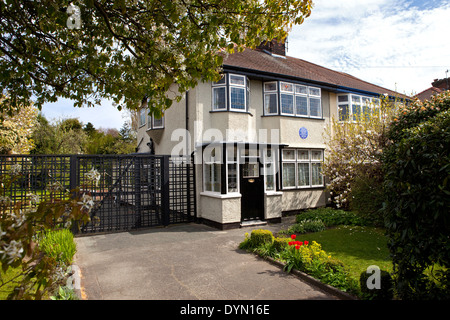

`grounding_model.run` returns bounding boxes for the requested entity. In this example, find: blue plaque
[299,127,308,139]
